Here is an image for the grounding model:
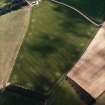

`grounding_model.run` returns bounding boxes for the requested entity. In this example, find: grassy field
[9,0,99,105]
[0,0,104,105]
